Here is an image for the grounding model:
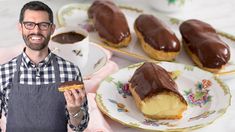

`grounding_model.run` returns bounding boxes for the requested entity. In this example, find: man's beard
[23,33,50,51]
